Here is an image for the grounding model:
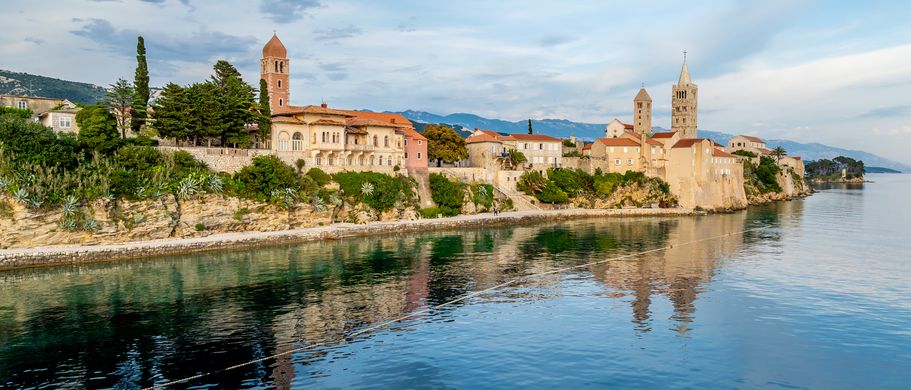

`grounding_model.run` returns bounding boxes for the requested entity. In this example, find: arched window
[278,132,290,151]
[312,133,317,144]
[322,132,327,142]
[279,98,283,106]
[384,136,389,147]
[17,100,27,109]
[280,61,284,73]
[292,132,303,151]
[277,79,282,89]
[274,61,278,72]
[373,135,378,146]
